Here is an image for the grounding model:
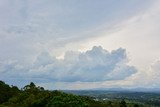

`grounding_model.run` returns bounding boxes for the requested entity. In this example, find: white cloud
[0,0,159,89]
[0,0,152,62]
[104,58,160,89]
[57,0,160,89]
[148,59,160,87]
[0,46,137,87]
[78,0,160,70]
